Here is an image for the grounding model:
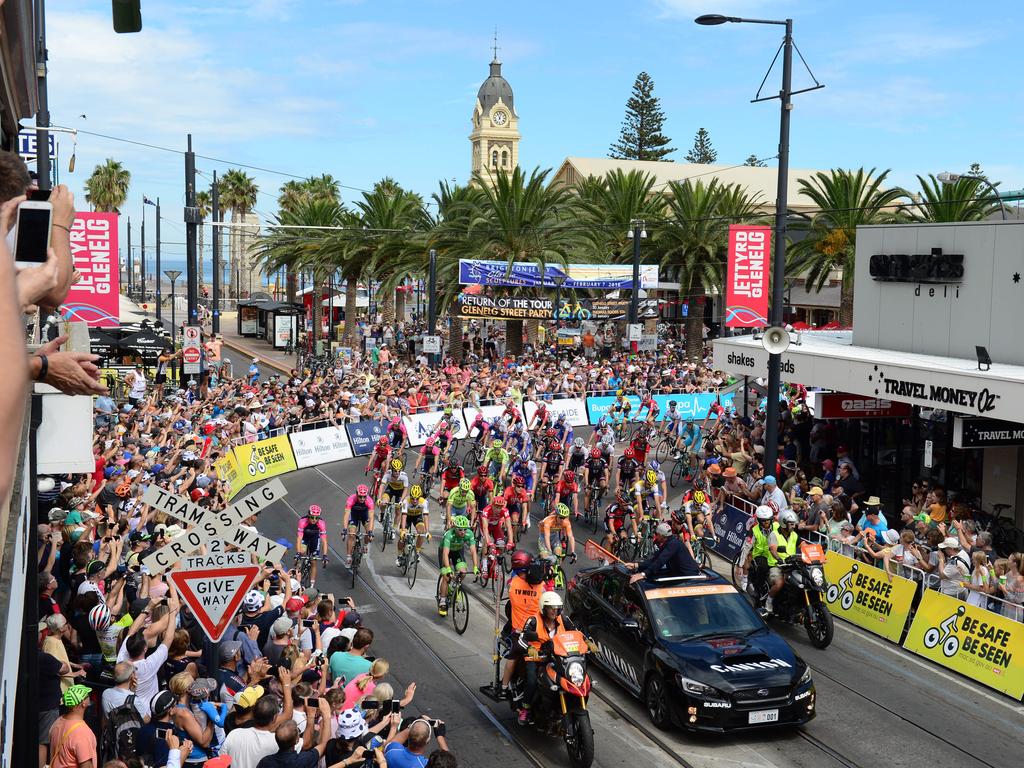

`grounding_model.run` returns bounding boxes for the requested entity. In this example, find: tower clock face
[492,110,508,126]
